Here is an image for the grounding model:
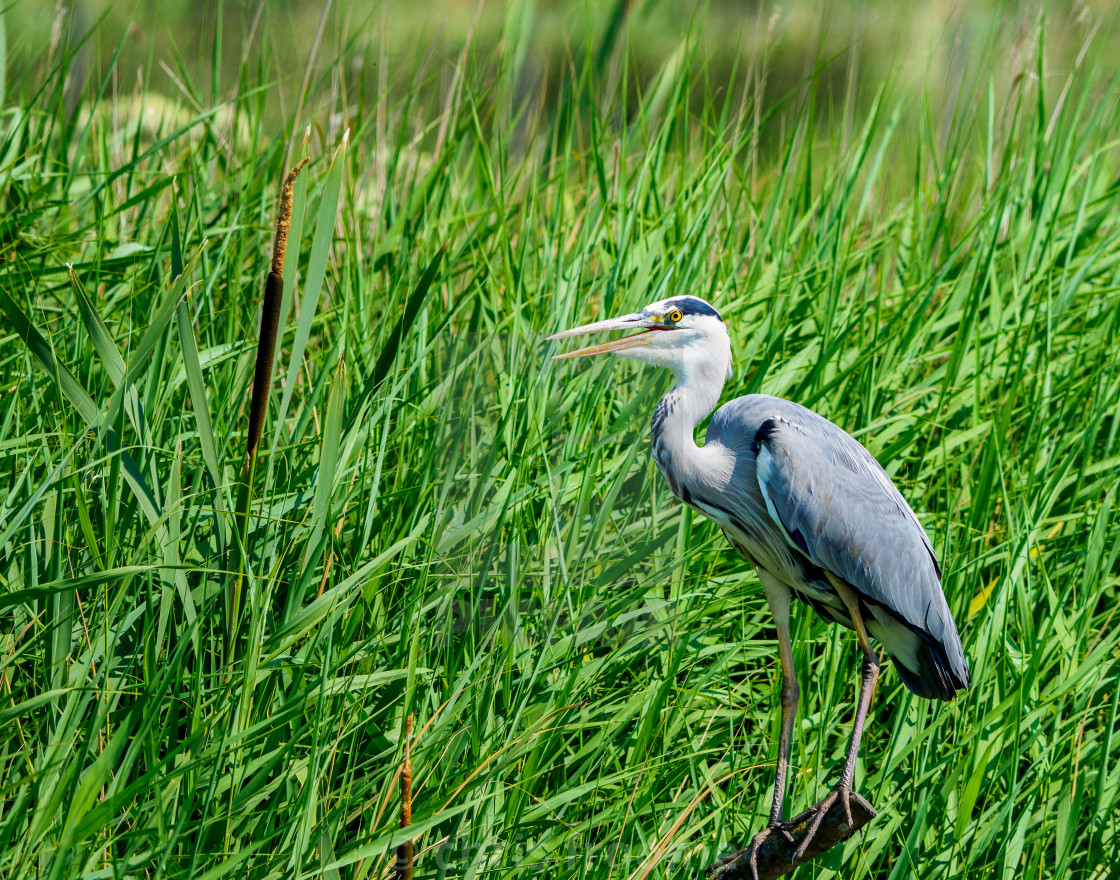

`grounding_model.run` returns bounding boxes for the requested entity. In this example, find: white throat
[646,331,733,493]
